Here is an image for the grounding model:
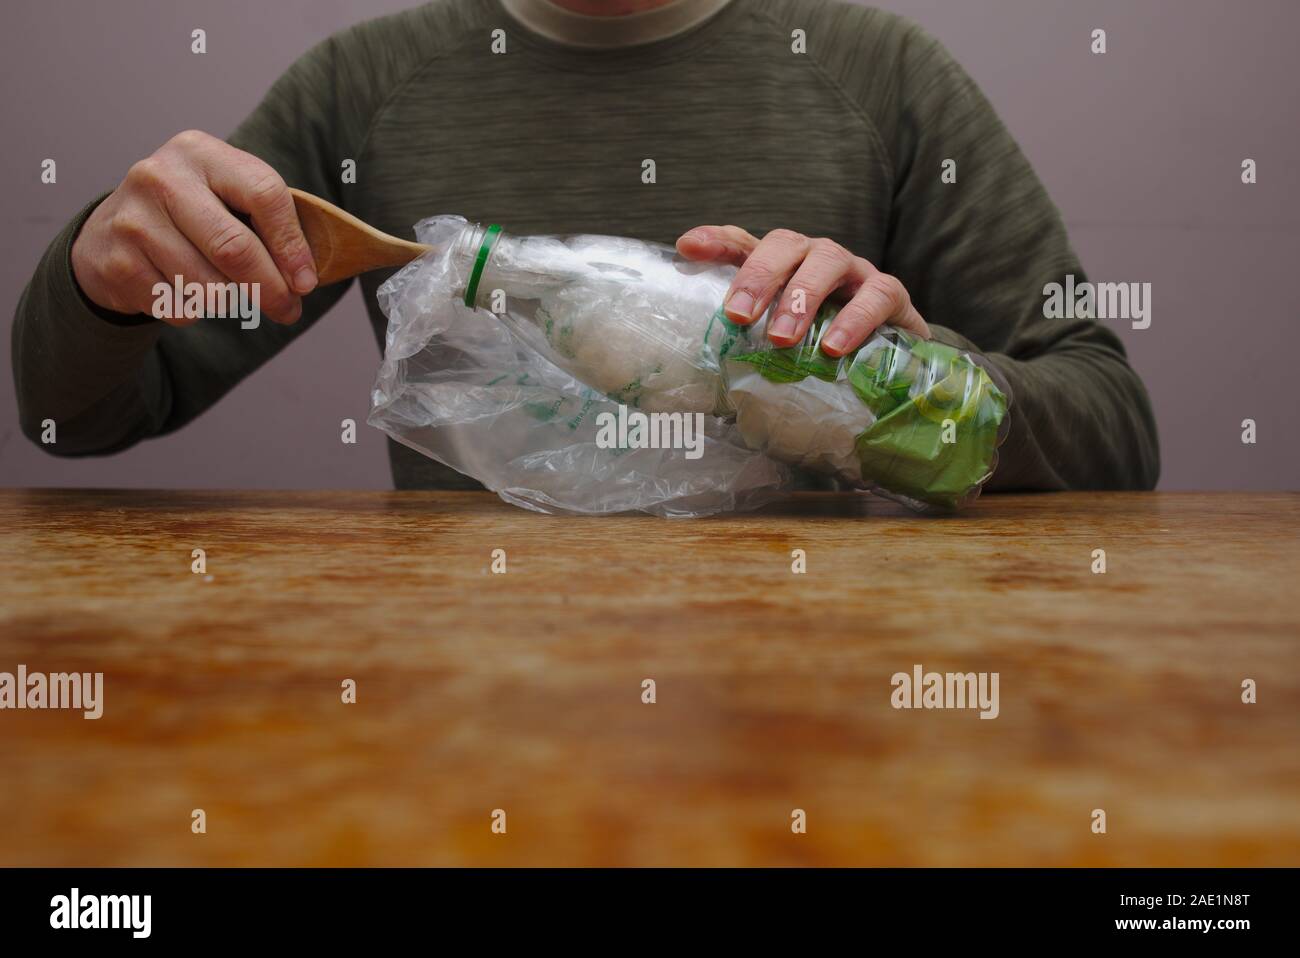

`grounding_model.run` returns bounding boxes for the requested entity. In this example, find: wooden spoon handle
[289,188,432,286]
